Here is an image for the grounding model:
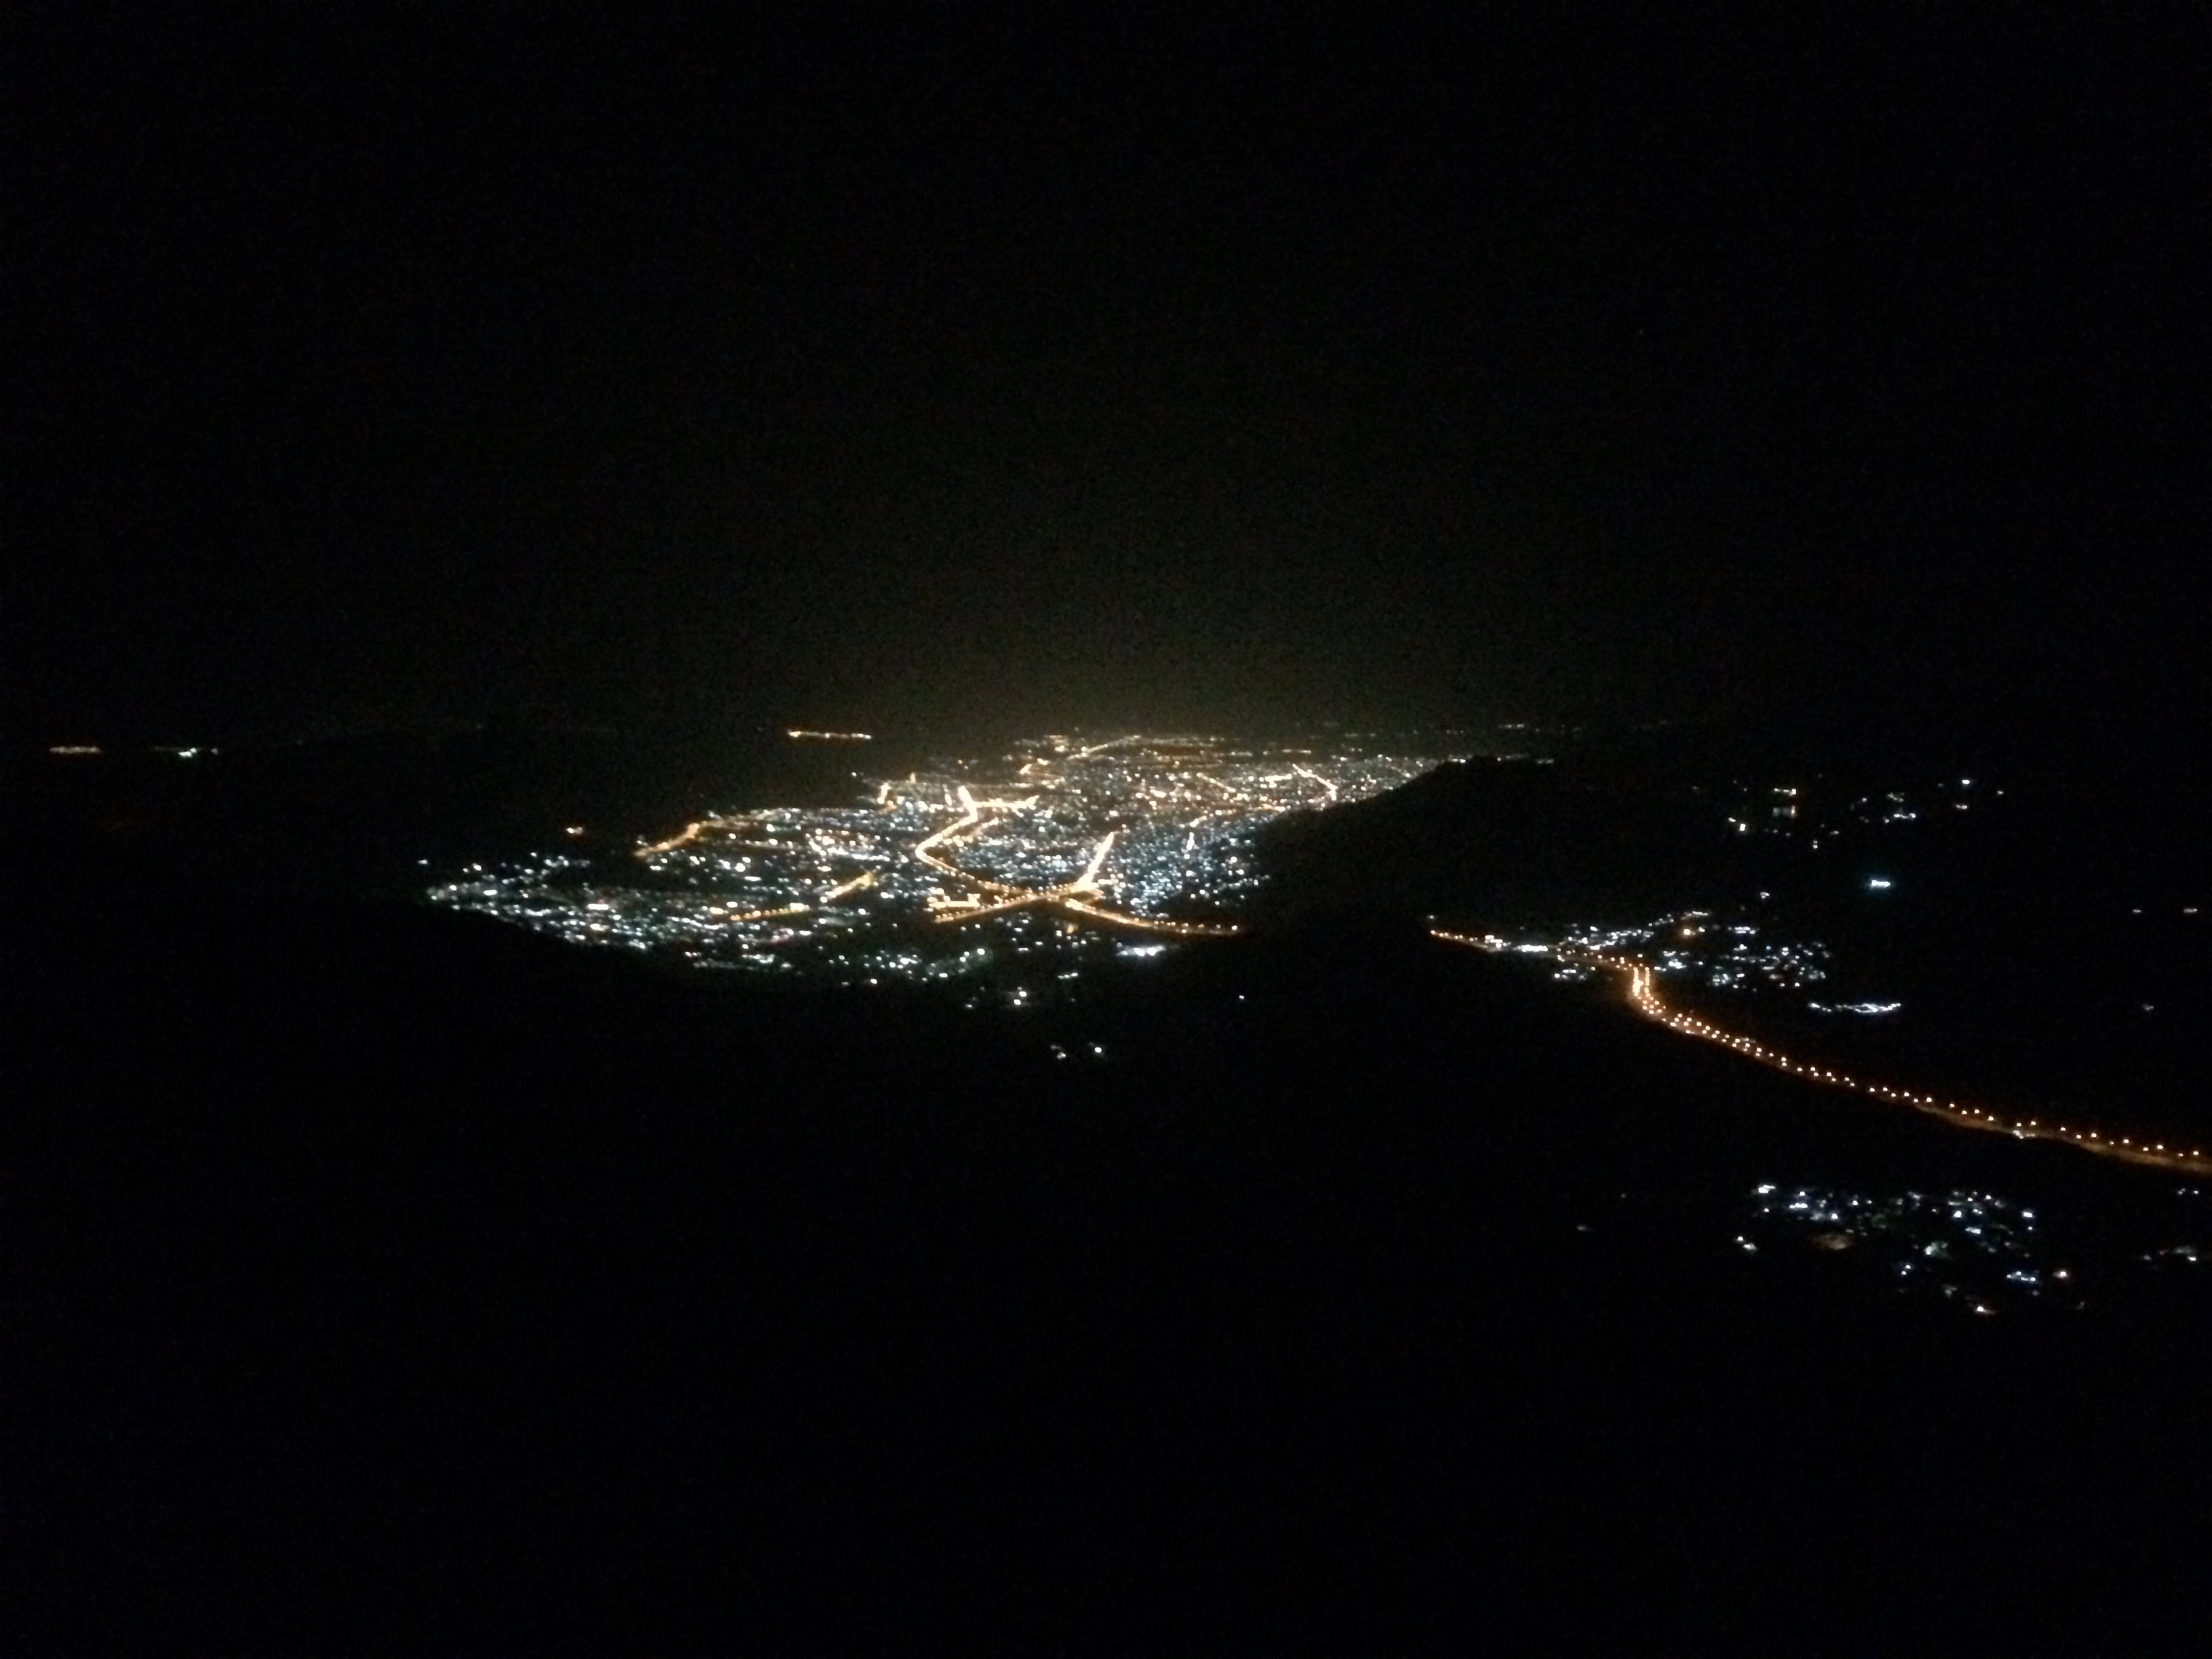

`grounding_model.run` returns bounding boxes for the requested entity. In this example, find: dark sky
[7,5,2203,743]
